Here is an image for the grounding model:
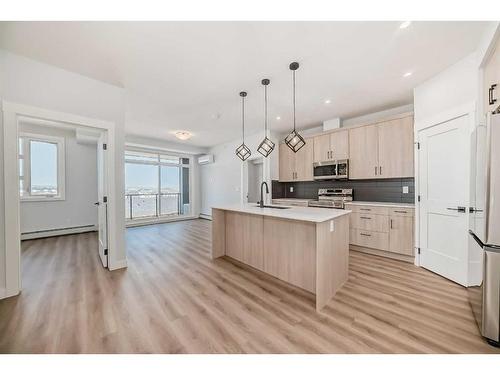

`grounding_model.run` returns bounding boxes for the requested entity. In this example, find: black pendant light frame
[257,78,275,158]
[235,91,251,161]
[284,62,306,153]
